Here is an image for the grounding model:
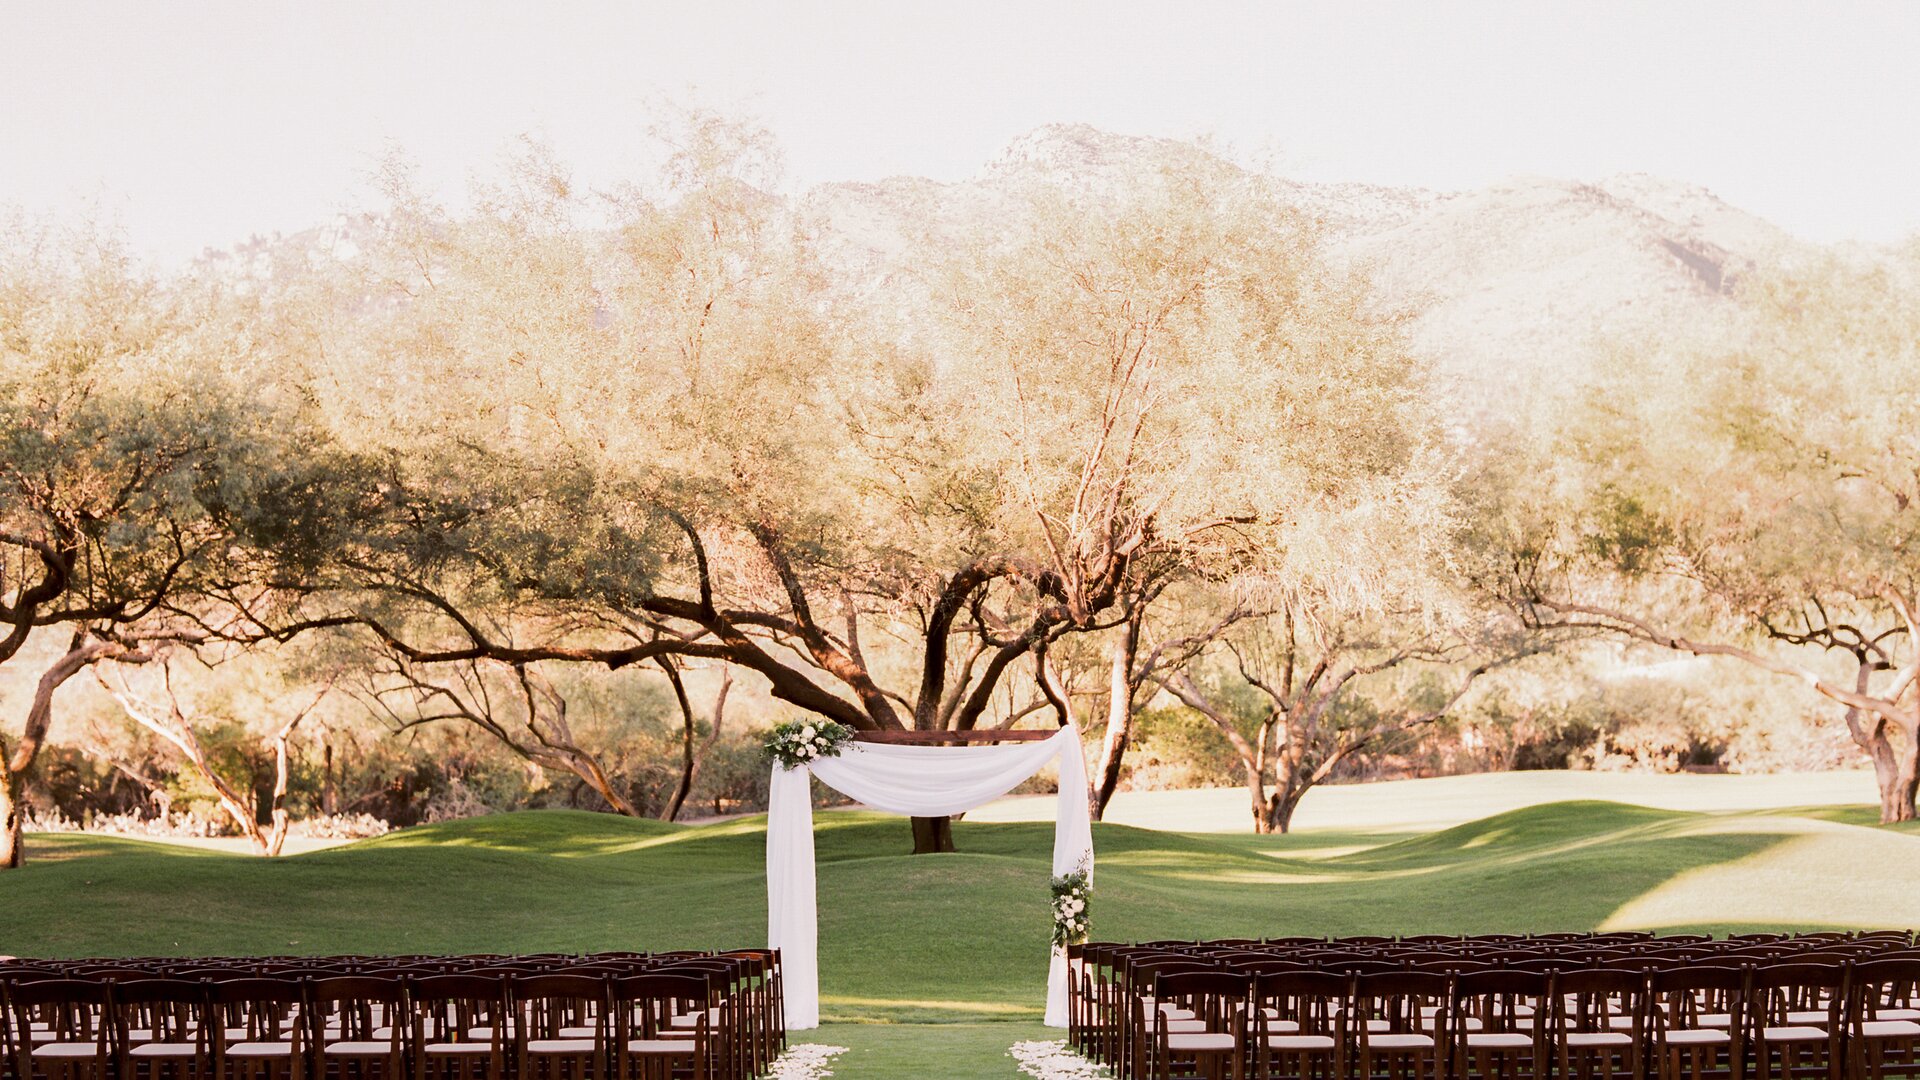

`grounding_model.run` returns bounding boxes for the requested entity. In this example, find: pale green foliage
[1544,250,1920,640]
